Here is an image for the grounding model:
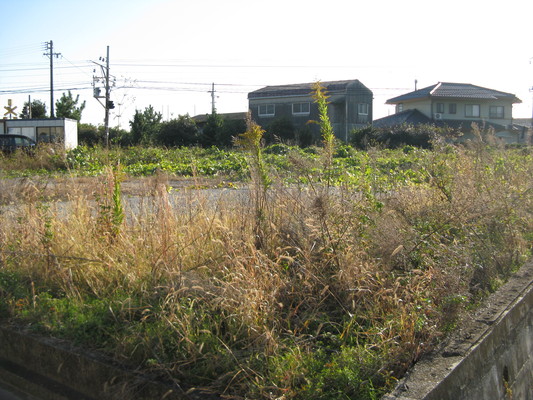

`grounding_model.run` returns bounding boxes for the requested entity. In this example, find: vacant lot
[0,142,532,399]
